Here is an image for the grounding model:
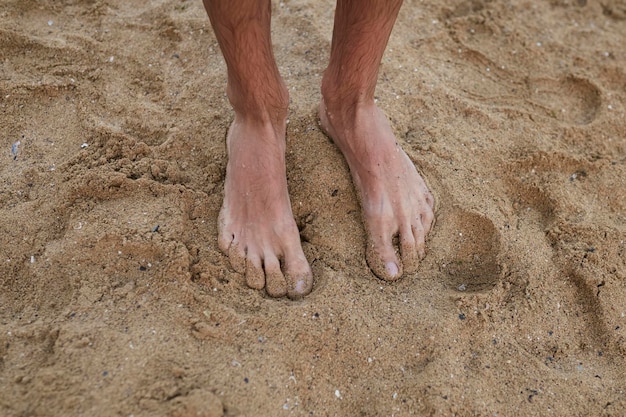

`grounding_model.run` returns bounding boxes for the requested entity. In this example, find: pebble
[11,140,20,159]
